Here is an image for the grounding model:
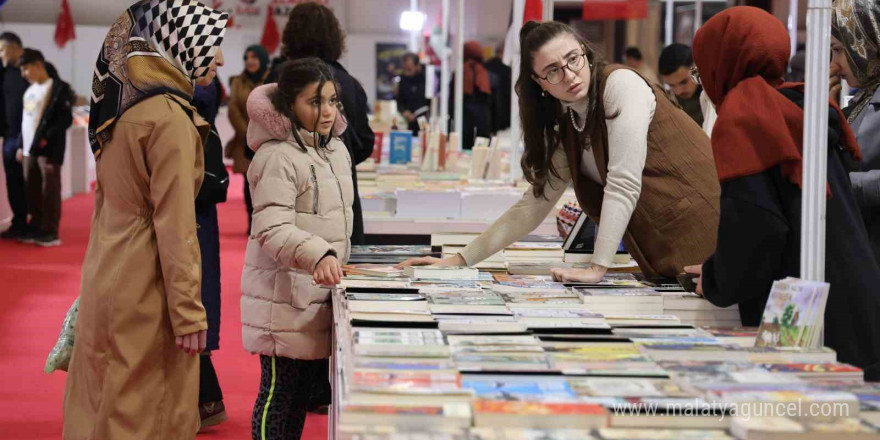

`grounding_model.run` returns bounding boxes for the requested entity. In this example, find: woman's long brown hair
[517,21,610,198]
